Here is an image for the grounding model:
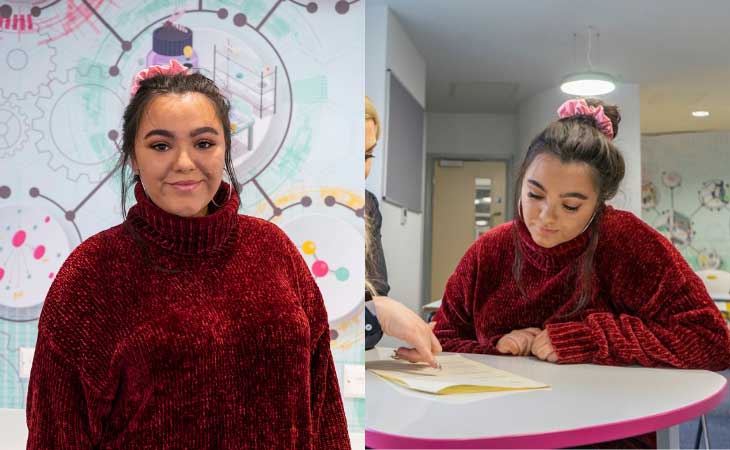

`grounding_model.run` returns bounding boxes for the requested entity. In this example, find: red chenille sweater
[434,206,730,448]
[26,183,350,450]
